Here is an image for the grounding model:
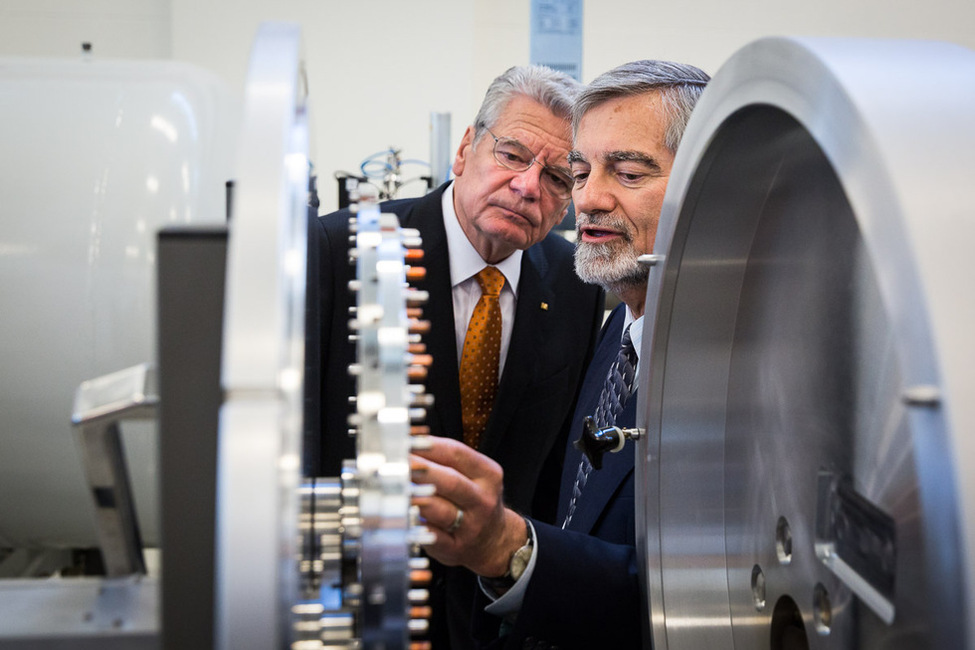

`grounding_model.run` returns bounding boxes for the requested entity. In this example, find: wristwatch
[480,518,535,592]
